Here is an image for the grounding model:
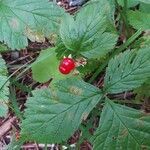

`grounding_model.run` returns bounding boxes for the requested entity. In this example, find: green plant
[0,0,150,149]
